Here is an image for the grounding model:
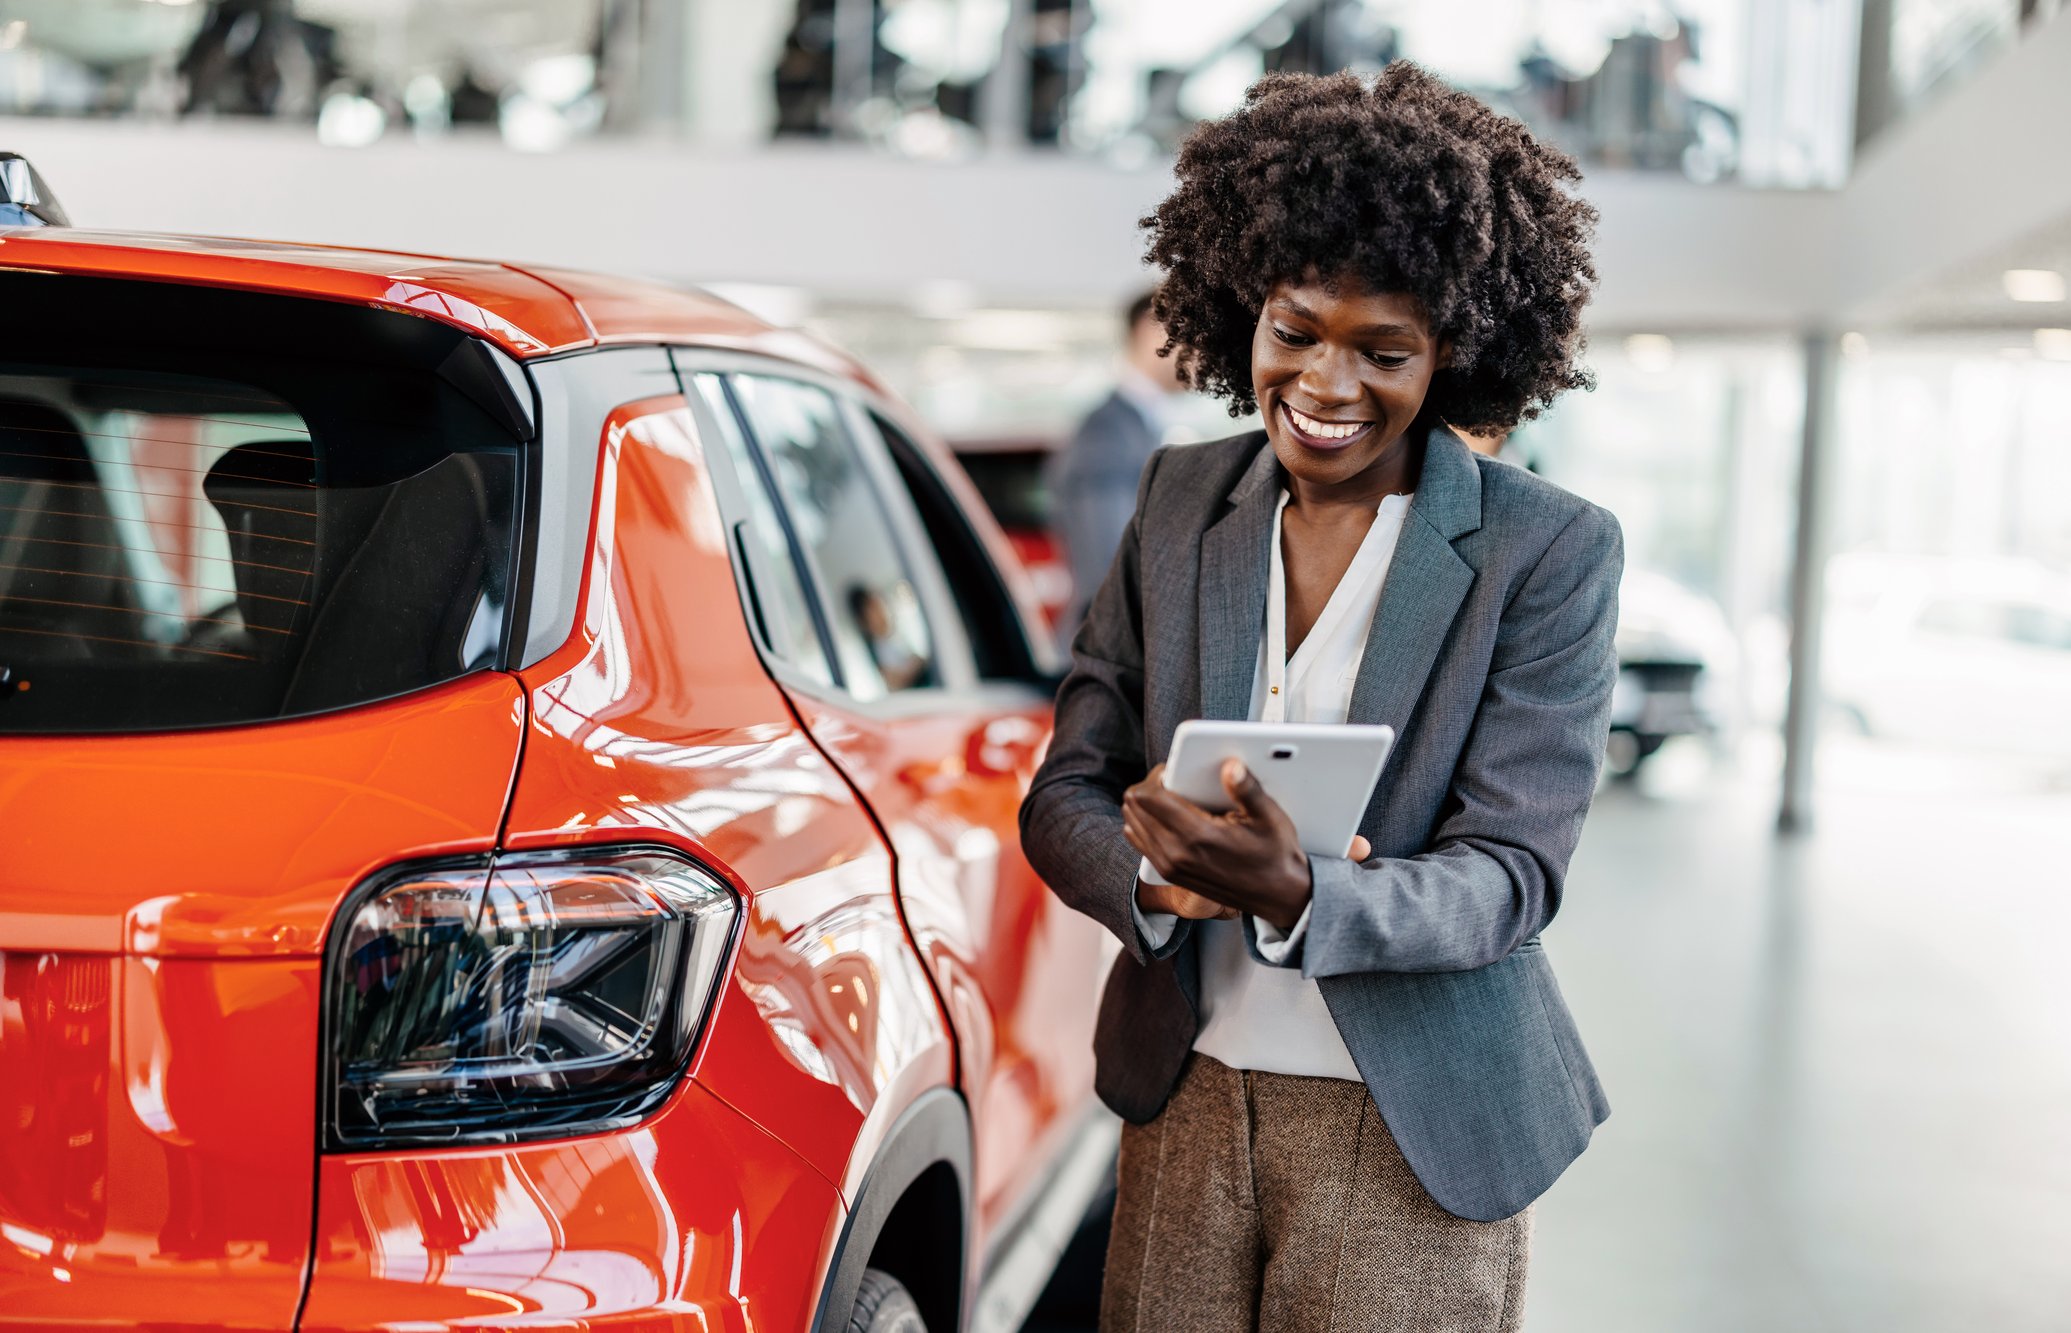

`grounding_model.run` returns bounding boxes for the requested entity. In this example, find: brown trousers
[1101,1054,1532,1333]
